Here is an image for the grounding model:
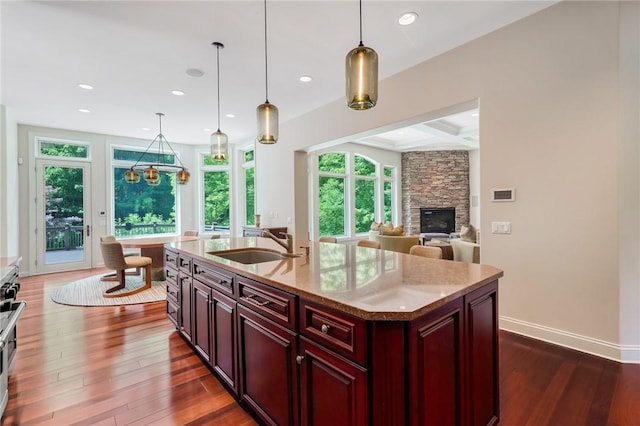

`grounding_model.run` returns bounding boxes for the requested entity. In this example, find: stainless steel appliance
[0,260,25,419]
